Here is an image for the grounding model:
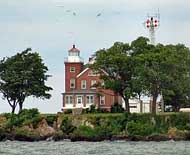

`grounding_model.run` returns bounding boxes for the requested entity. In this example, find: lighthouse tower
[64,45,84,92]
